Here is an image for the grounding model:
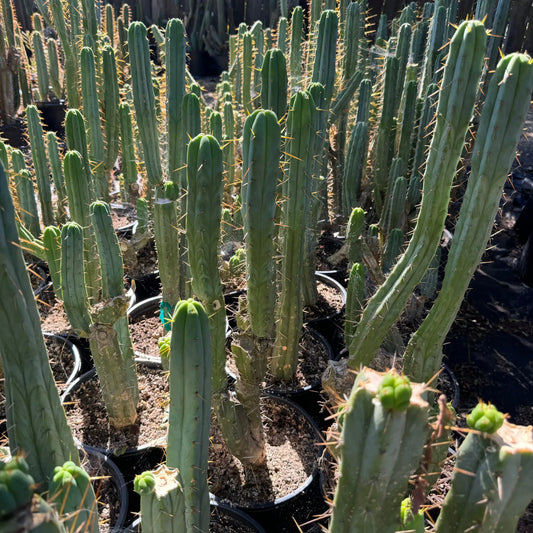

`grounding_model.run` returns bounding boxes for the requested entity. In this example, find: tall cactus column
[271,91,315,381]
[166,299,212,533]
[347,21,487,370]
[0,165,80,489]
[404,53,533,382]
